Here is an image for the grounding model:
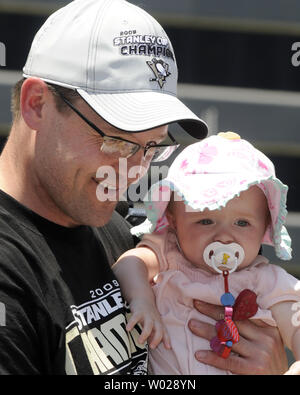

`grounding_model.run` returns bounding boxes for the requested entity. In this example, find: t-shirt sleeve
[254,263,300,310]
